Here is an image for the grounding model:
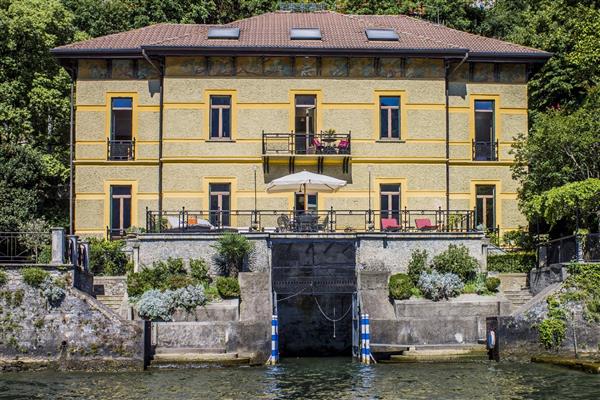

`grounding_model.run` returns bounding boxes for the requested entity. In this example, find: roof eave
[140,45,469,58]
[50,48,143,59]
[468,51,553,63]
